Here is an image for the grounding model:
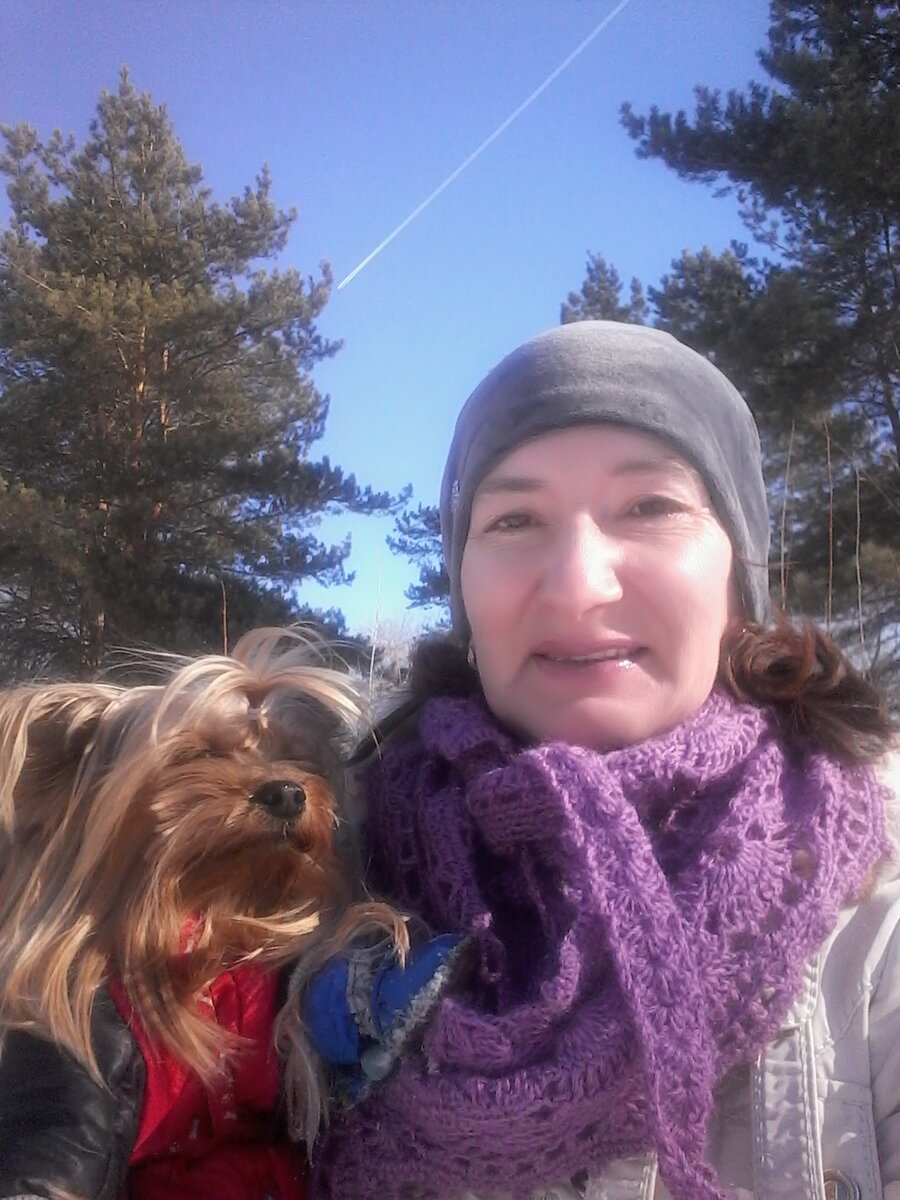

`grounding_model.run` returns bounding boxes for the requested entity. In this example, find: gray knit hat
[440,321,772,637]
